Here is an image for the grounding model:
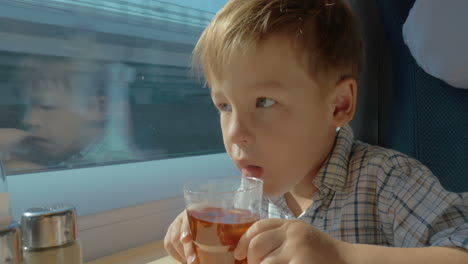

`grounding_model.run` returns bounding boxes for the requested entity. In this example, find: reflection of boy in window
[2,58,139,172]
